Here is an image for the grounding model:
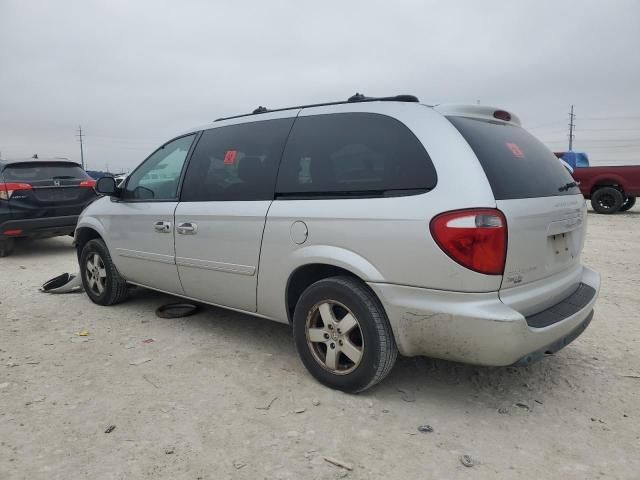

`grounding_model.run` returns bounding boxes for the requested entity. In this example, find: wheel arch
[590,176,627,196]
[74,226,105,260]
[284,251,386,324]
